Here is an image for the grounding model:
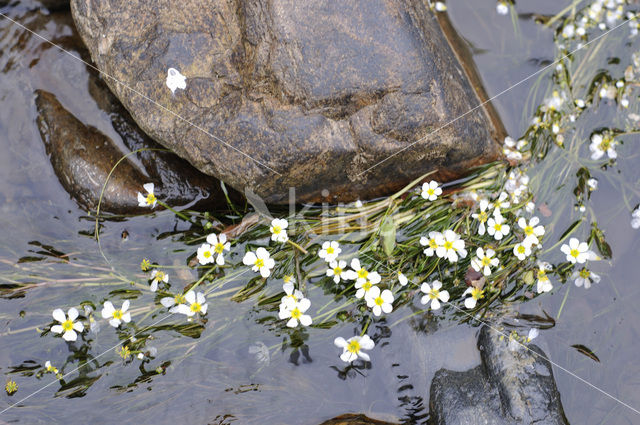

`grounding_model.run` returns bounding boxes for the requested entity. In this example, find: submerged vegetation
[1,0,639,410]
